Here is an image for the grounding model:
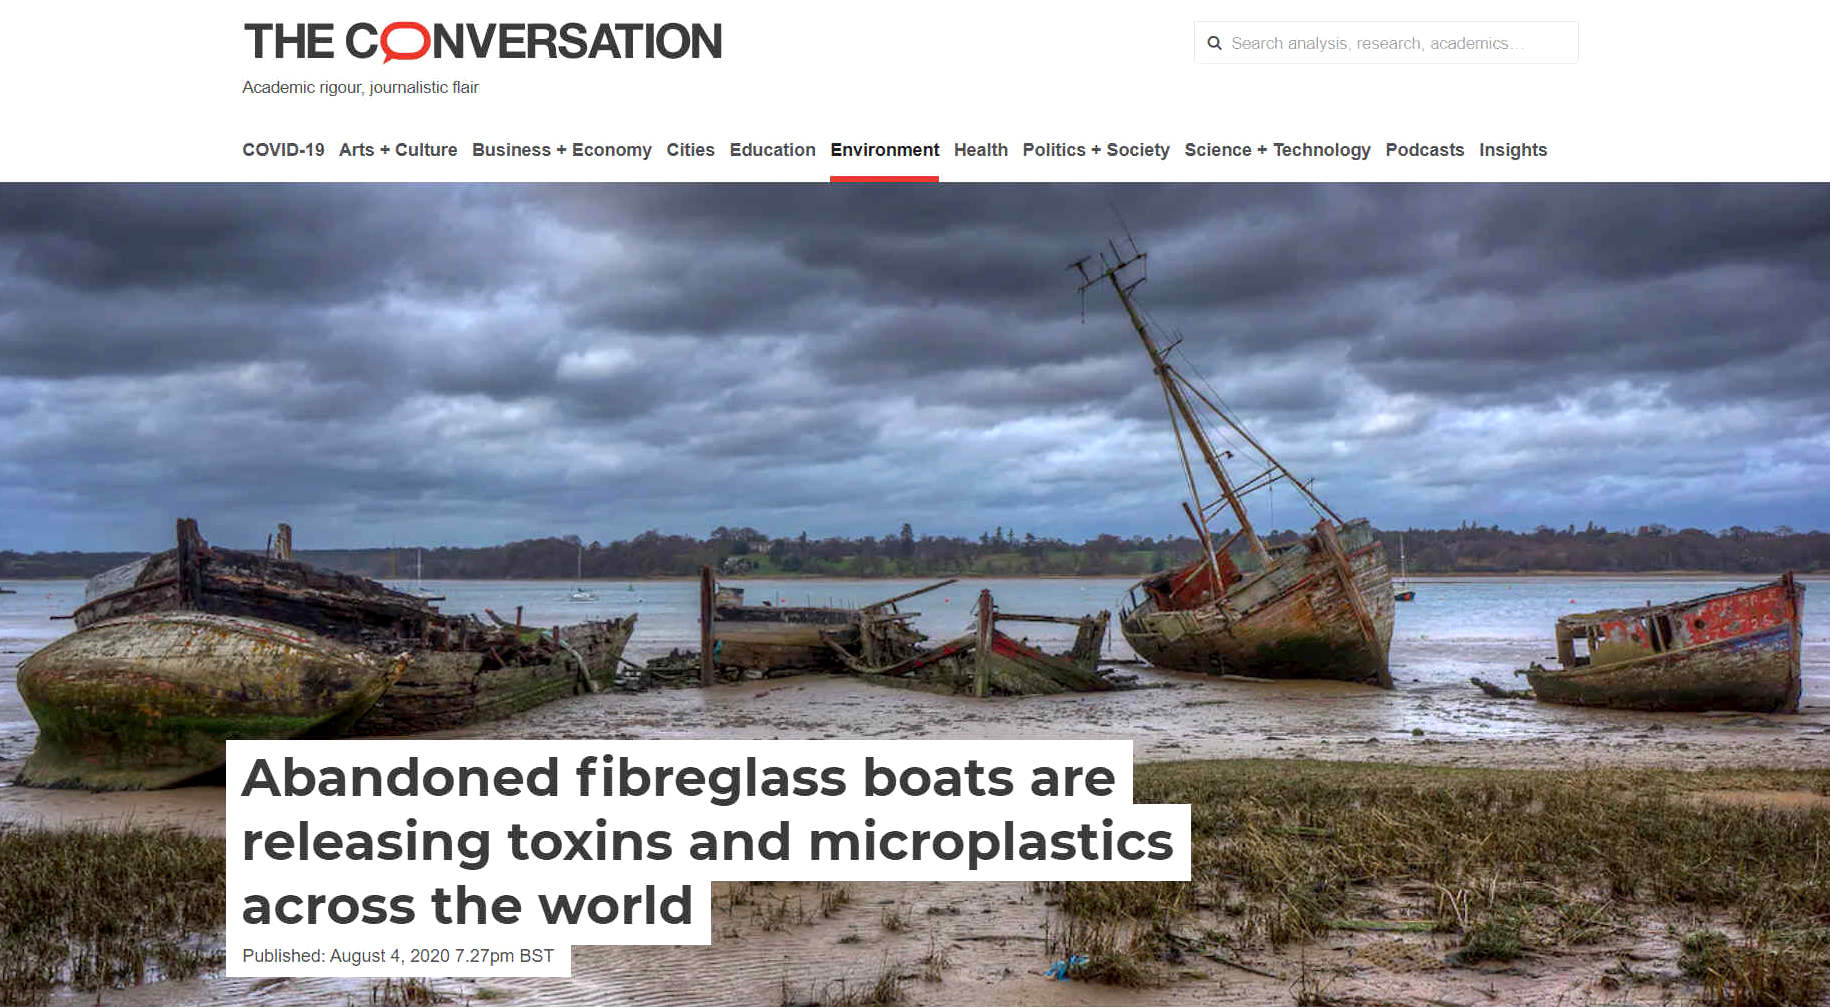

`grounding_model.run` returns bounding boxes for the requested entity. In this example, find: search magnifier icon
[1206,35,1222,49]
